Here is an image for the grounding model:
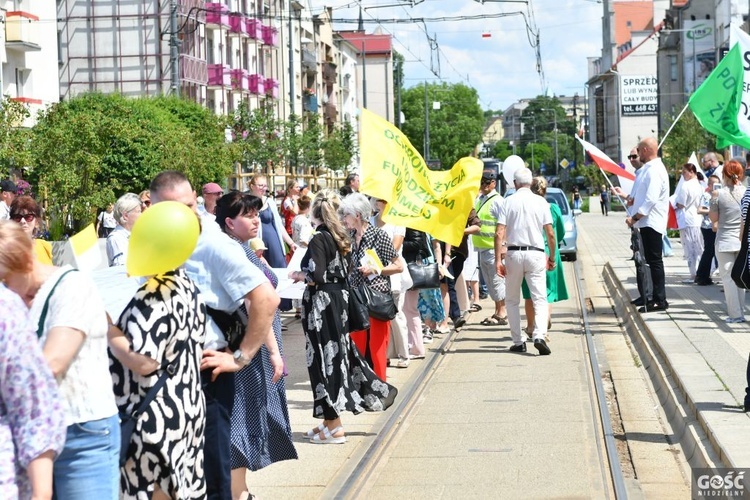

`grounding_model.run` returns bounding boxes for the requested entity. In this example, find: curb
[602,262,724,470]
